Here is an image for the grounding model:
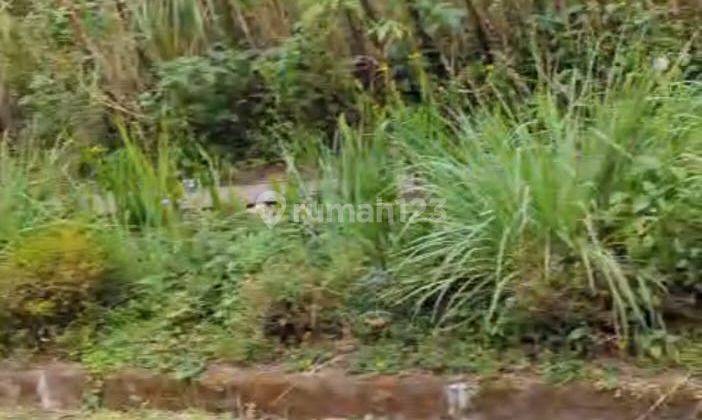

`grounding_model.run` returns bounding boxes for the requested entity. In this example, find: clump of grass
[133,0,212,62]
[0,139,80,246]
[96,124,182,228]
[313,113,400,266]
[387,73,702,349]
